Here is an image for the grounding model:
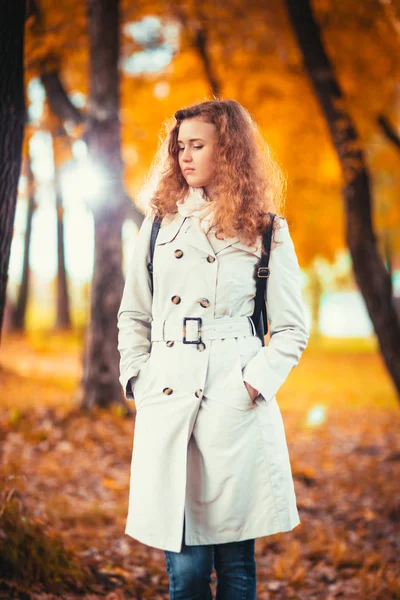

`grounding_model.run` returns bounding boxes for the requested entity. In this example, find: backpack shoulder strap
[250,212,277,345]
[147,214,163,294]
